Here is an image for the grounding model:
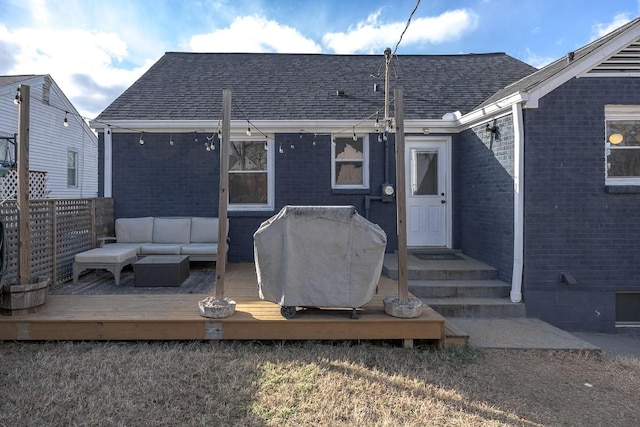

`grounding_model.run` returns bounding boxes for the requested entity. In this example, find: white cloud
[523,48,556,69]
[591,13,632,40]
[189,15,322,53]
[322,8,479,54]
[0,23,151,118]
